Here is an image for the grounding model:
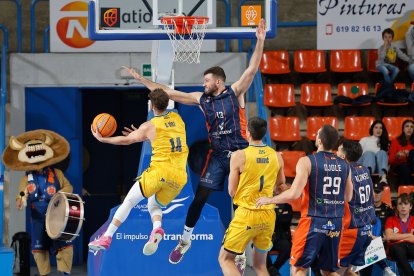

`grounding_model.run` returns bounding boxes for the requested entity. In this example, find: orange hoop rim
[161,16,209,34]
